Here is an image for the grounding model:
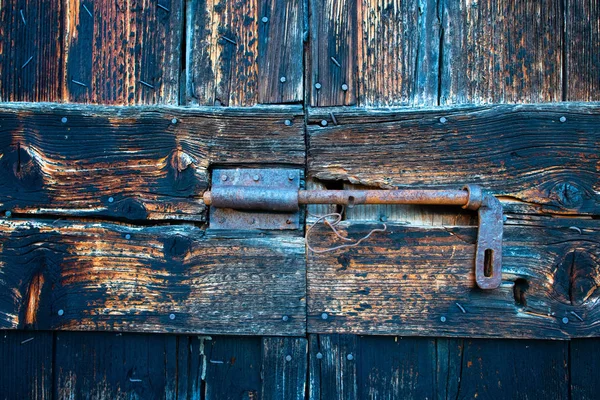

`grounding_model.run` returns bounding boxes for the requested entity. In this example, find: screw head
[61,117,68,124]
[288,173,295,181]
[341,83,349,91]
[320,120,328,127]
[125,234,131,240]
[440,316,447,322]
[169,313,176,320]
[280,76,286,83]
[221,174,228,181]
[321,312,328,320]
[562,317,569,324]
[261,16,269,23]
[559,116,567,123]
[315,82,322,90]
[439,117,447,124]
[58,309,64,316]
[5,211,12,217]
[253,174,260,182]
[285,355,292,361]
[282,315,289,322]
[316,352,323,359]
[108,197,114,203]
[284,119,292,126]
[347,354,354,361]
